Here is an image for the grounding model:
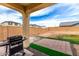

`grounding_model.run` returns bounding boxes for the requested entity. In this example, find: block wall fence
[0,25,79,41]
